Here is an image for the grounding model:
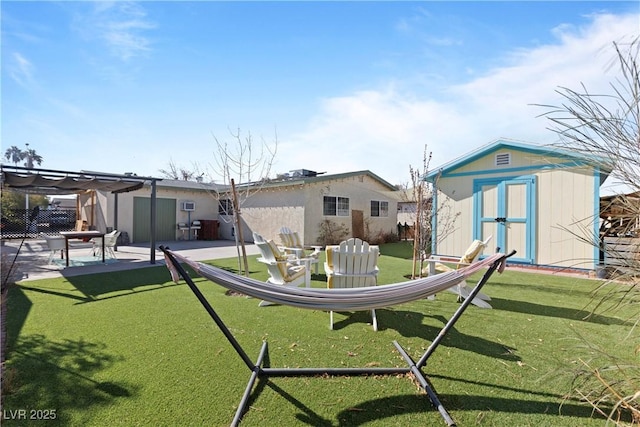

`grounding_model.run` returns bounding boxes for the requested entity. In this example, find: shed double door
[474,176,535,264]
